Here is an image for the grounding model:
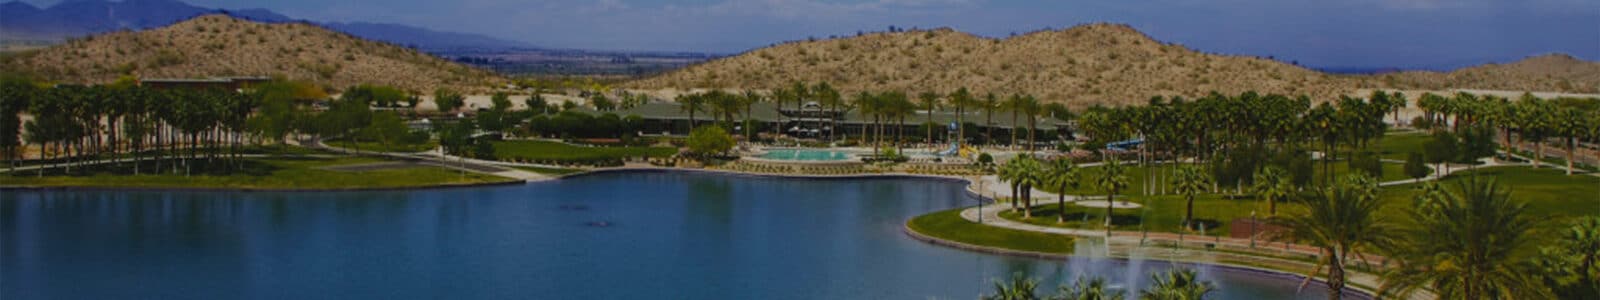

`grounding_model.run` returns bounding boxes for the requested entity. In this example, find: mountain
[627,25,1599,107]
[0,0,529,50]
[1,14,505,92]
[1382,54,1600,93]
